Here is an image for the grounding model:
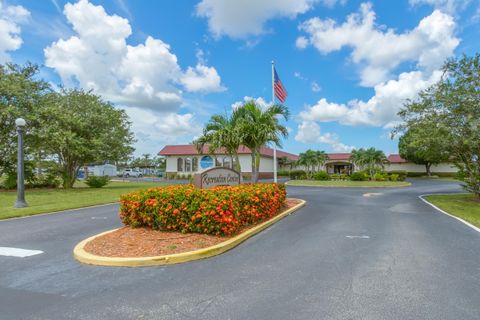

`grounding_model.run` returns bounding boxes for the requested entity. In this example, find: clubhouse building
[159,145,299,179]
[158,145,457,178]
